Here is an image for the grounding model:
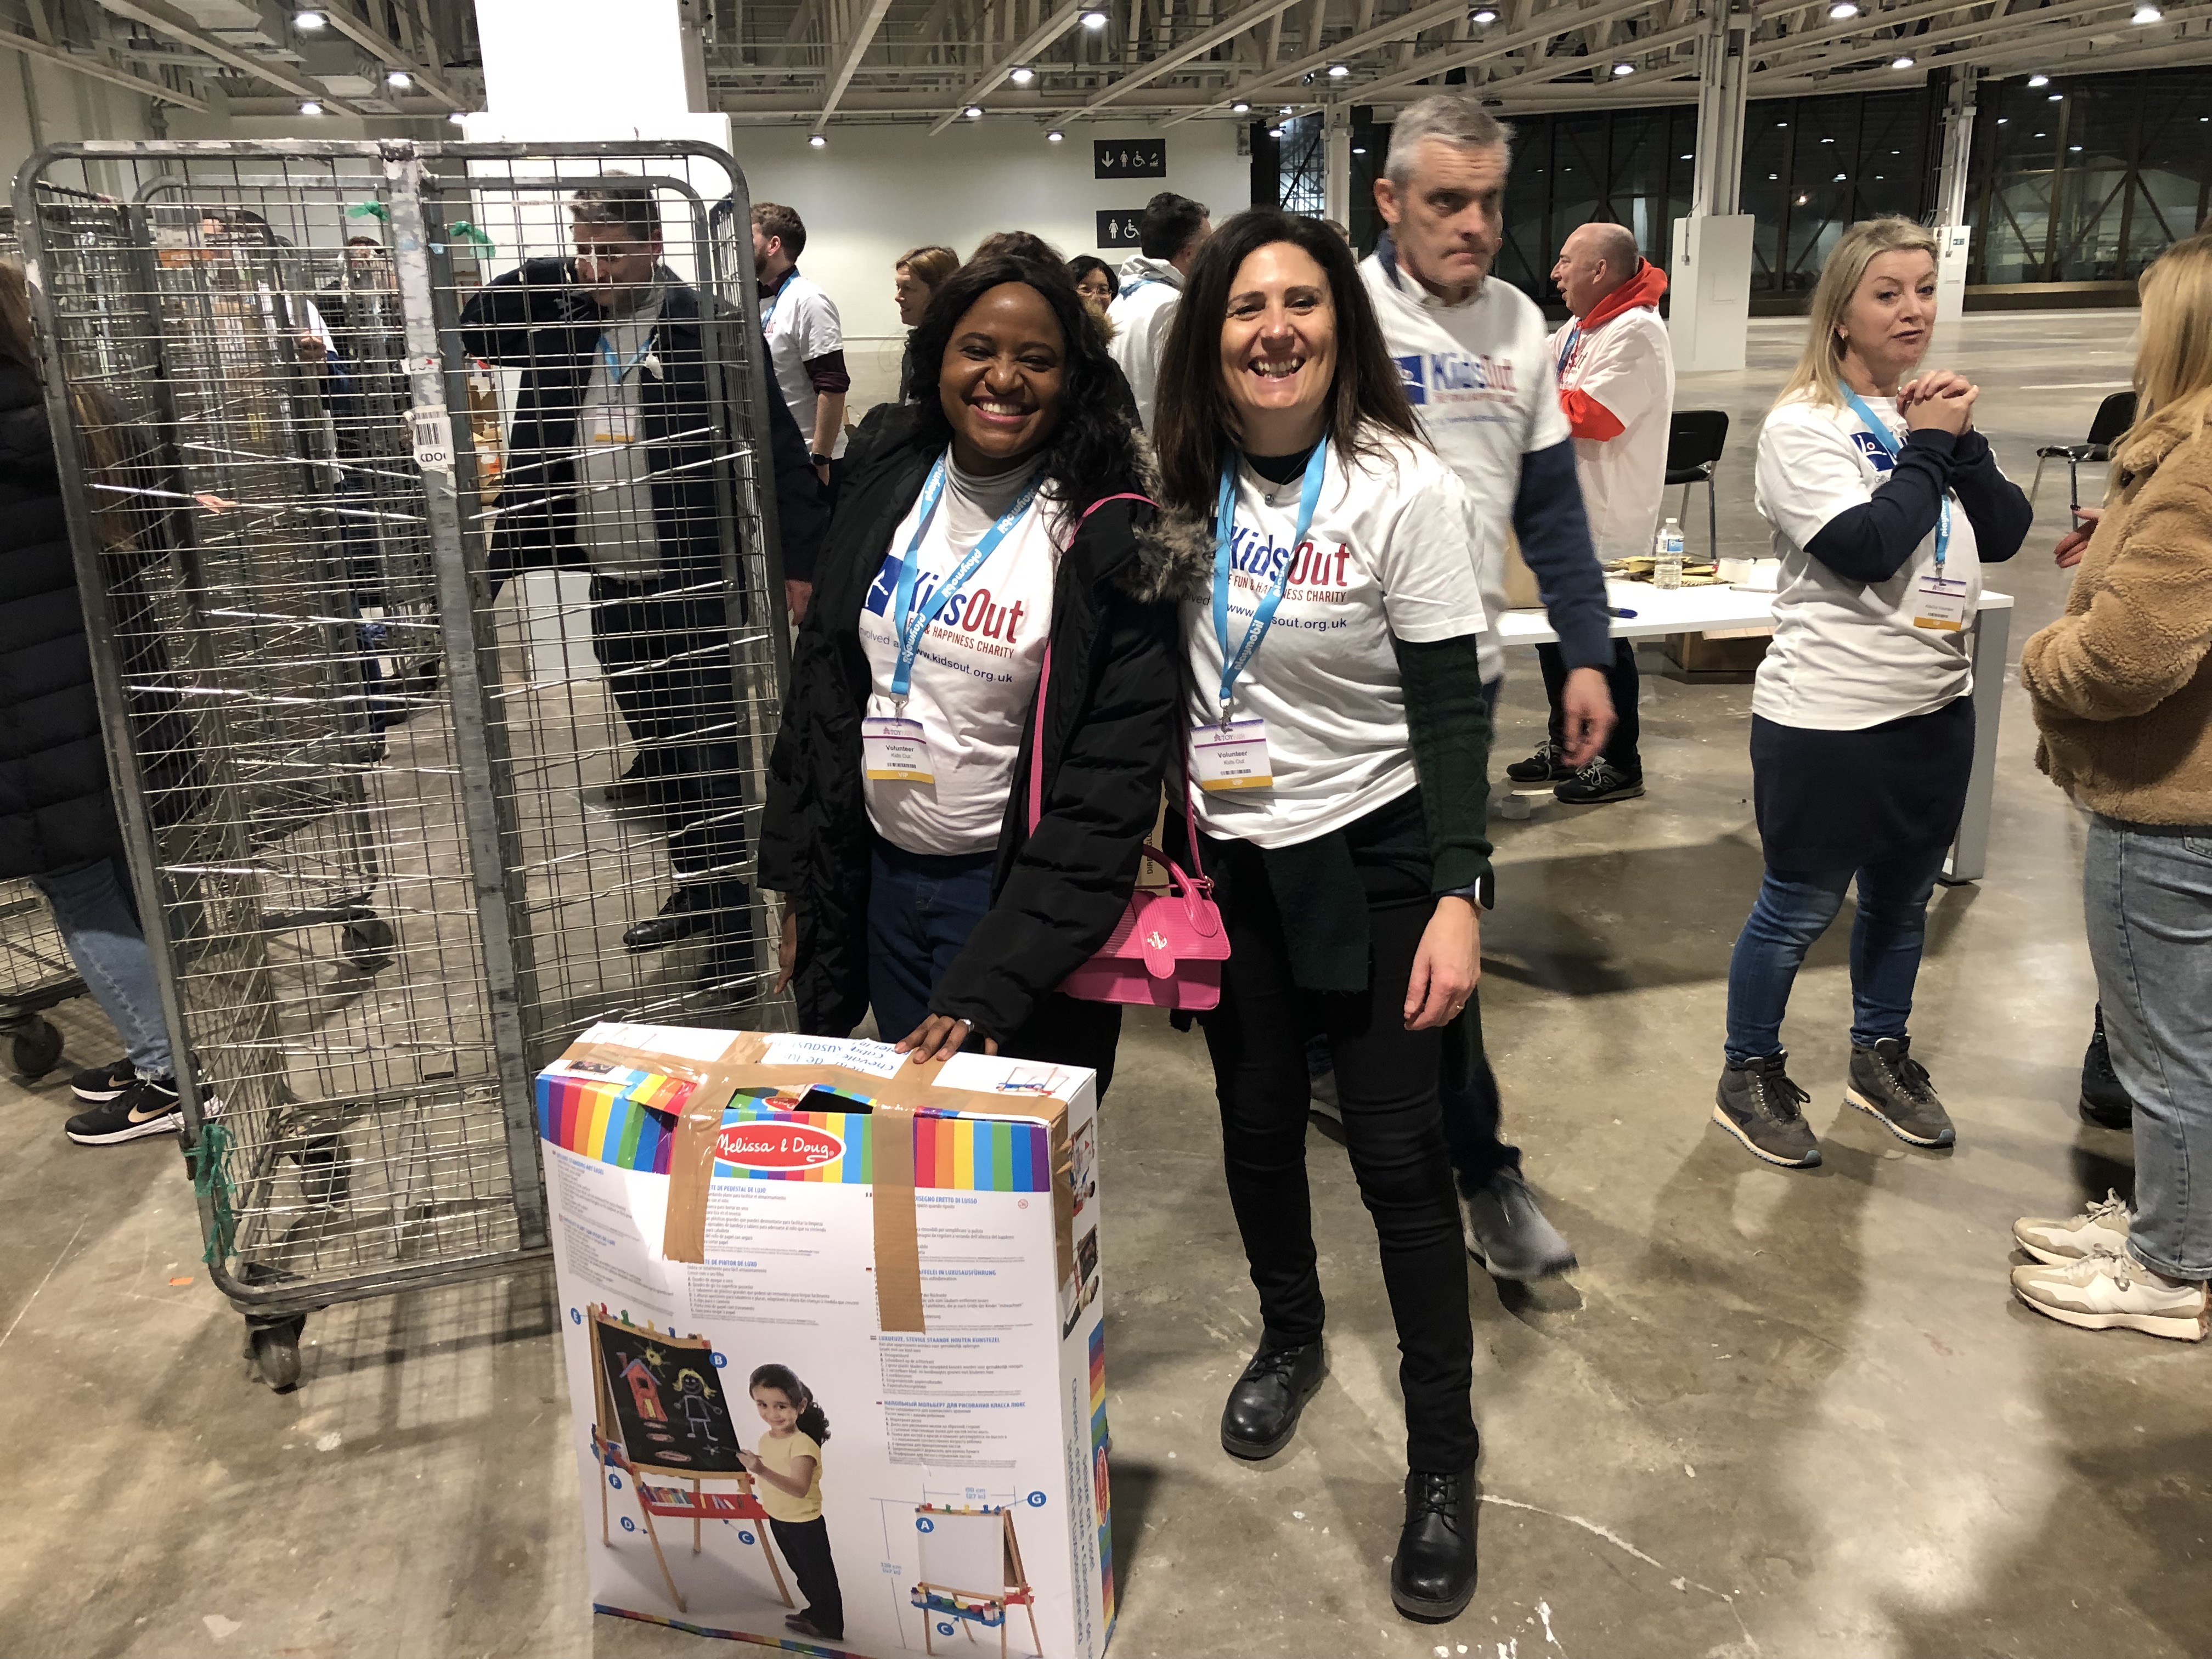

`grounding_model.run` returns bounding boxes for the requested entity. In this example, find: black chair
[2032,390,2137,507]
[1664,409,1730,560]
